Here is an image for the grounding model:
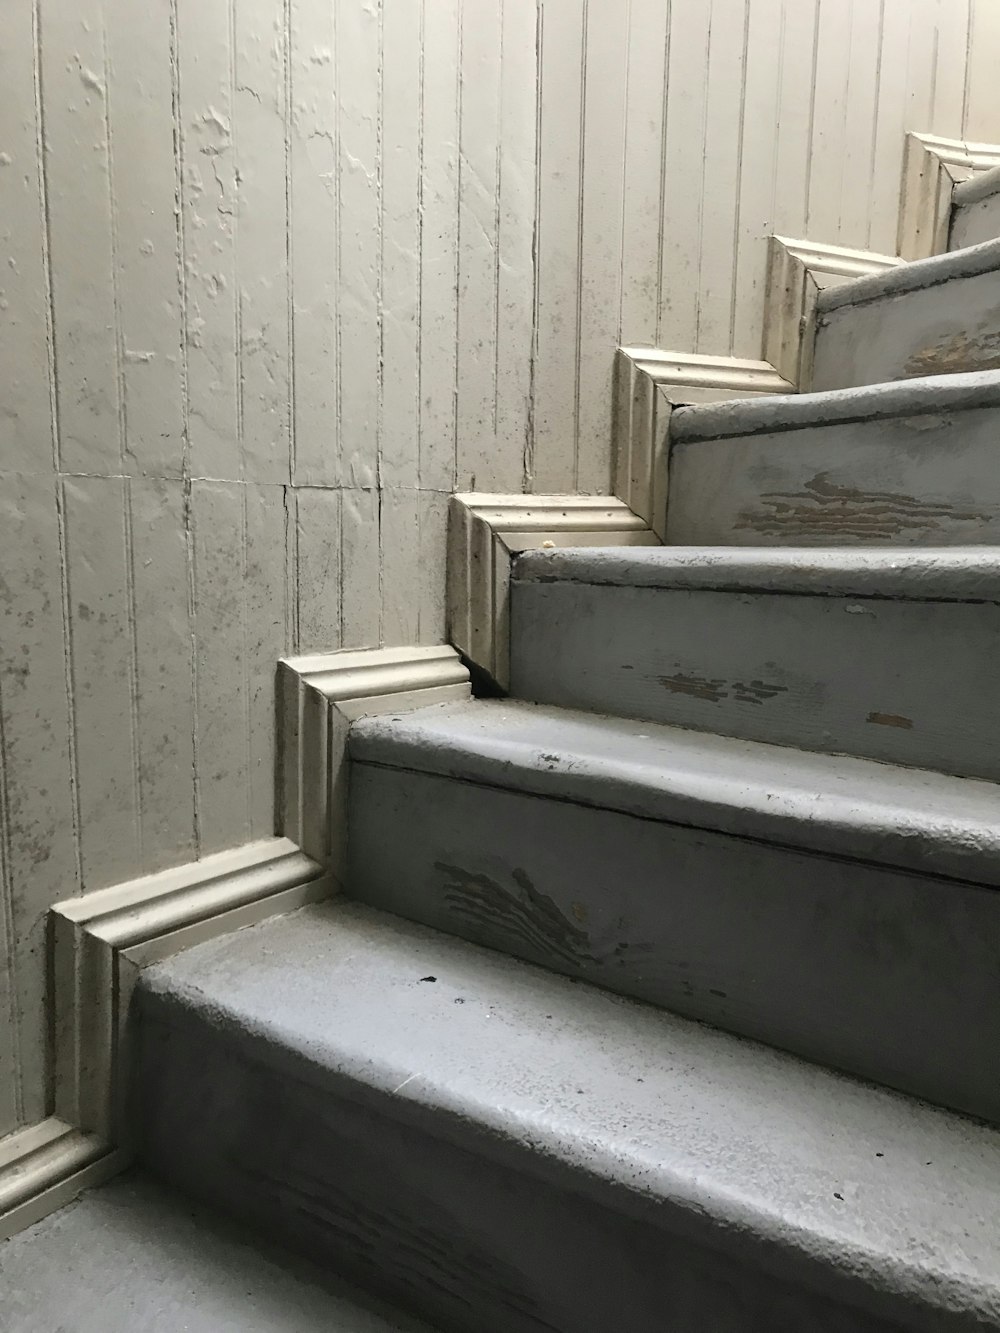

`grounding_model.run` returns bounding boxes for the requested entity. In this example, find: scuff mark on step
[736,472,988,541]
[867,712,914,730]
